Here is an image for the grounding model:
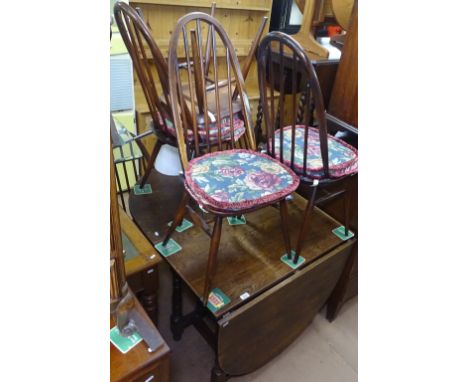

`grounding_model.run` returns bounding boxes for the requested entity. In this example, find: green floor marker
[155,238,182,257]
[227,215,246,226]
[110,326,142,354]
[281,251,305,269]
[133,184,152,195]
[332,226,355,241]
[207,288,231,313]
[168,218,194,233]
